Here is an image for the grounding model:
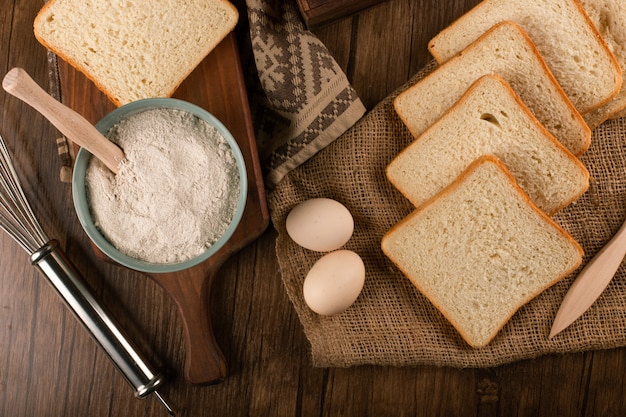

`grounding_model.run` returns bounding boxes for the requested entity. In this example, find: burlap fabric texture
[246,0,366,188]
[269,61,626,368]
